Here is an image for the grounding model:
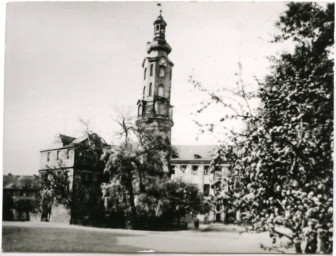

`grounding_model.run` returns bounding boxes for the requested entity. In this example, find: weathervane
[157,3,162,15]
